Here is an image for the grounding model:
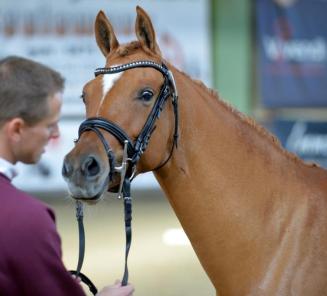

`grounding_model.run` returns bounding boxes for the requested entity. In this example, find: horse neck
[153,68,314,292]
